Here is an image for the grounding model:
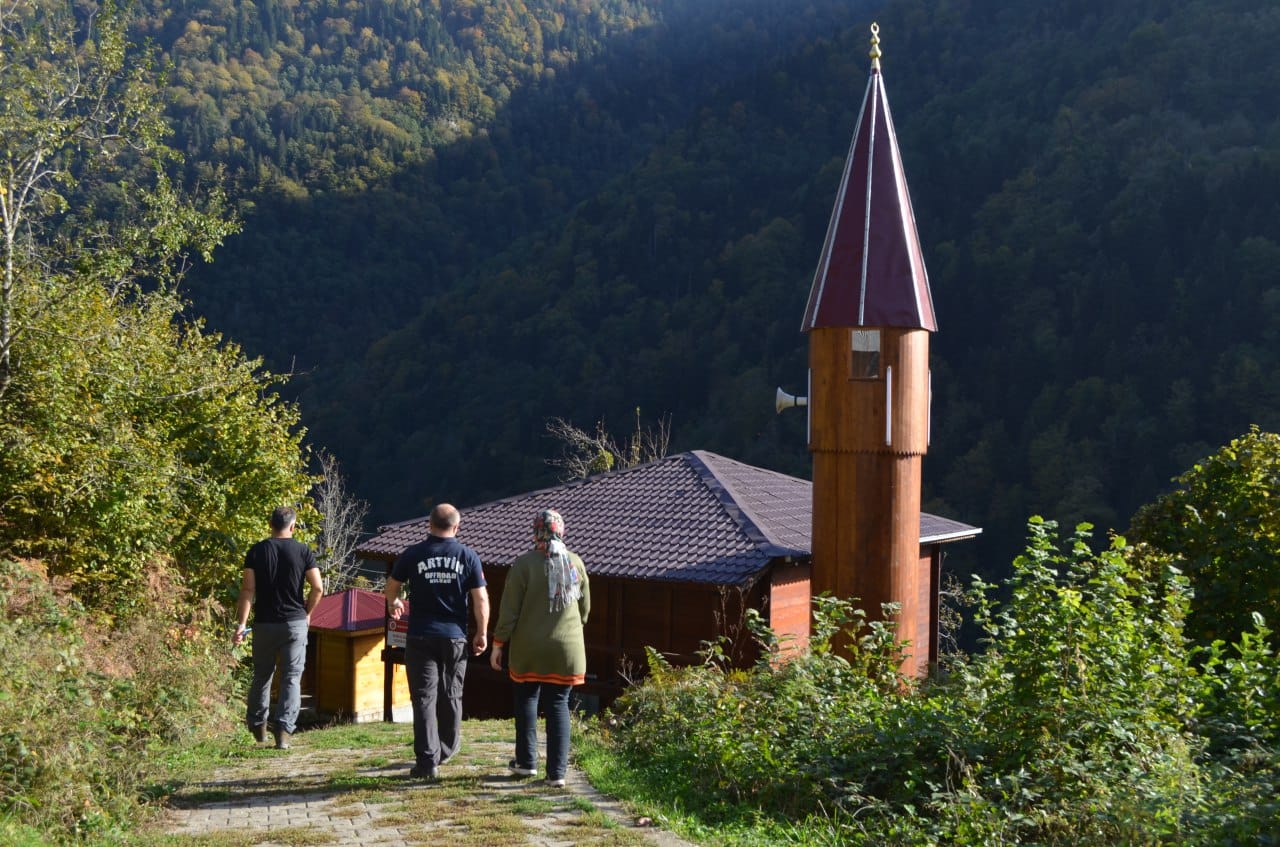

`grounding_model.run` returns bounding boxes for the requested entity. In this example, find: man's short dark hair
[270,506,297,532]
